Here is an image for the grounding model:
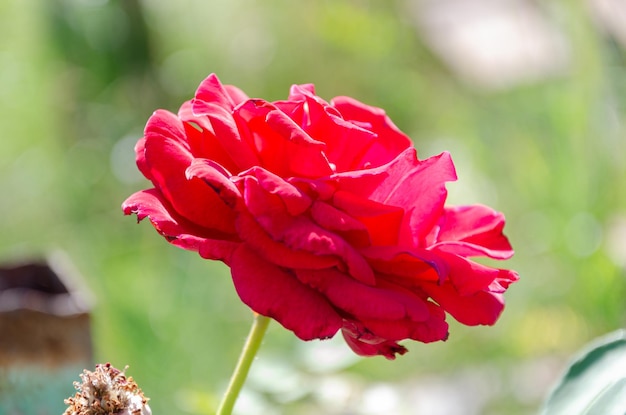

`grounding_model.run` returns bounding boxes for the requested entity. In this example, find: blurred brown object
[0,252,93,367]
[0,253,94,414]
